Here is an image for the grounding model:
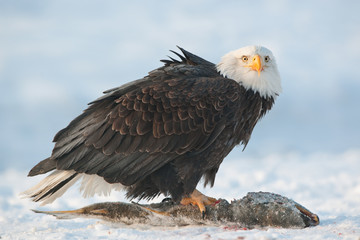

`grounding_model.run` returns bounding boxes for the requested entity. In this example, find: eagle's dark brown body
[28,47,274,203]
